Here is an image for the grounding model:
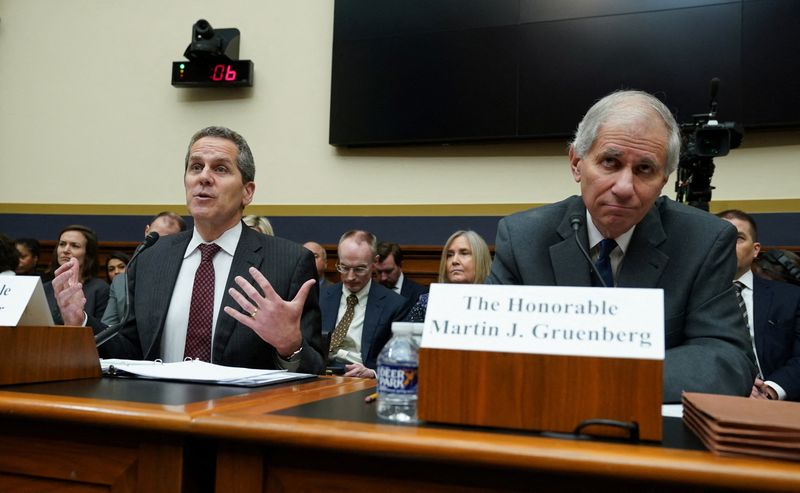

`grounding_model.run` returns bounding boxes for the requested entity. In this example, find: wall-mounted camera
[171,19,254,88]
[675,78,743,211]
